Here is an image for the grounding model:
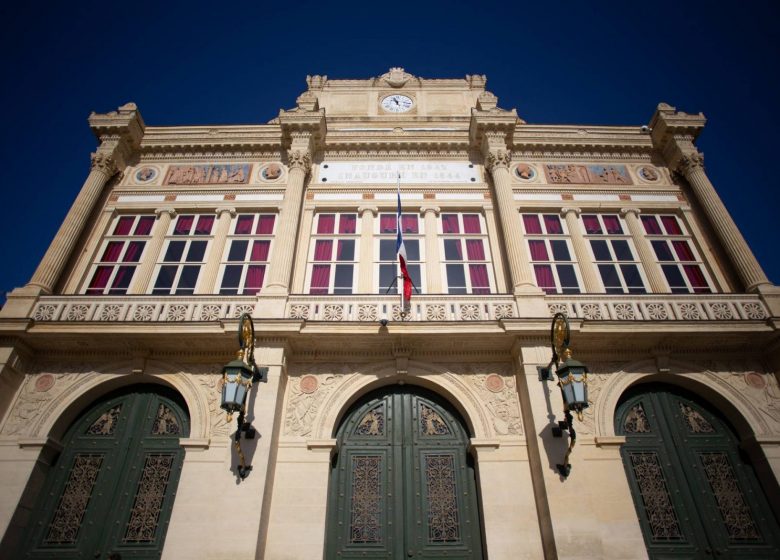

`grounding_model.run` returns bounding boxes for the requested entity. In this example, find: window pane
[154,266,177,291]
[109,266,134,293]
[652,240,674,261]
[603,215,623,234]
[310,264,330,293]
[221,265,242,289]
[177,266,200,291]
[401,214,419,233]
[683,265,708,290]
[317,214,335,234]
[163,241,185,262]
[641,215,662,235]
[194,215,214,235]
[582,215,601,234]
[469,264,490,292]
[123,241,145,263]
[134,216,155,236]
[313,240,333,261]
[543,215,562,234]
[186,241,207,262]
[405,240,420,261]
[228,240,248,261]
[256,215,275,234]
[336,240,355,261]
[408,265,421,293]
[612,240,633,261]
[443,239,462,261]
[621,264,644,288]
[557,265,579,289]
[101,241,123,262]
[465,239,485,260]
[551,240,571,261]
[462,214,481,234]
[598,264,620,287]
[114,216,134,235]
[446,264,466,292]
[533,265,555,293]
[662,265,686,288]
[380,214,396,233]
[379,239,396,261]
[529,240,549,261]
[522,215,542,234]
[442,214,459,234]
[235,215,254,234]
[250,240,270,261]
[379,264,397,292]
[334,264,353,293]
[339,214,357,234]
[672,240,695,261]
[661,216,682,235]
[591,240,611,261]
[87,266,112,293]
[174,215,194,235]
[243,265,265,295]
